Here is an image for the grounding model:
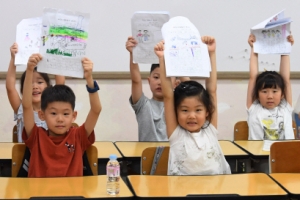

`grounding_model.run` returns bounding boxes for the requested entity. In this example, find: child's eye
[64,113,70,116]
[38,81,44,84]
[51,112,56,115]
[196,109,202,112]
[182,109,188,112]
